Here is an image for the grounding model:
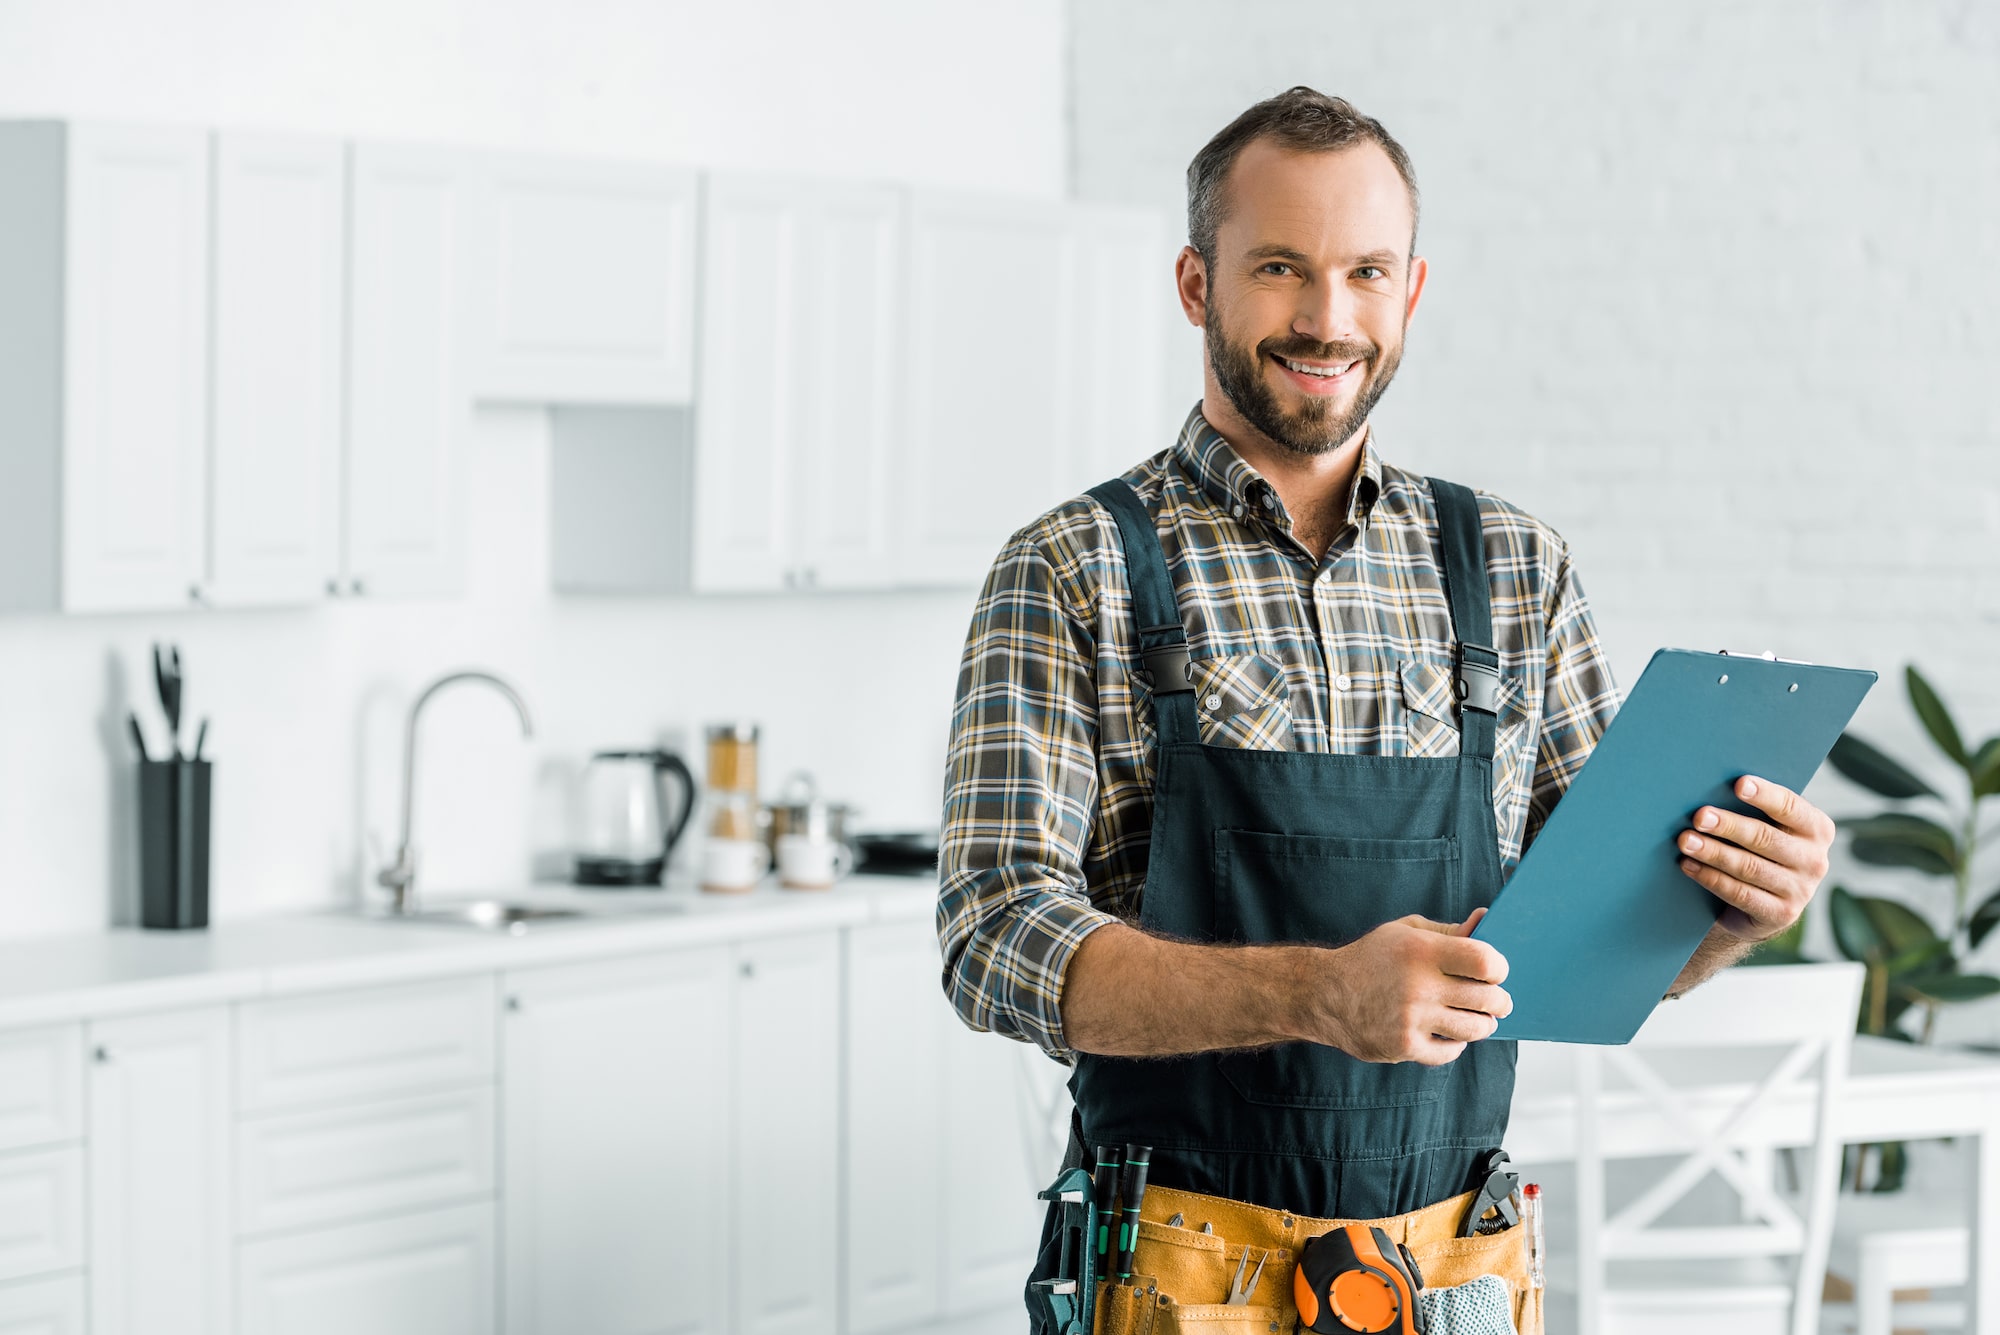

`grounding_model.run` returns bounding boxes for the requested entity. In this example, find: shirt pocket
[1399,659,1530,766]
[1192,653,1298,752]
